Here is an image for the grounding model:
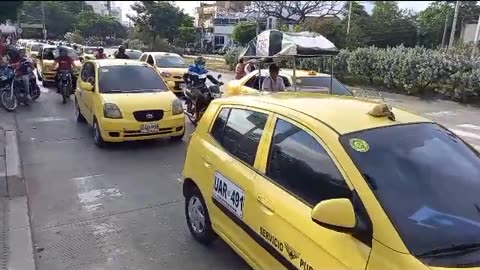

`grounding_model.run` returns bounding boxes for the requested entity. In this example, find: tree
[417,1,454,48]
[232,21,257,45]
[368,1,417,47]
[0,1,23,24]
[75,11,126,40]
[19,1,93,38]
[249,1,343,24]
